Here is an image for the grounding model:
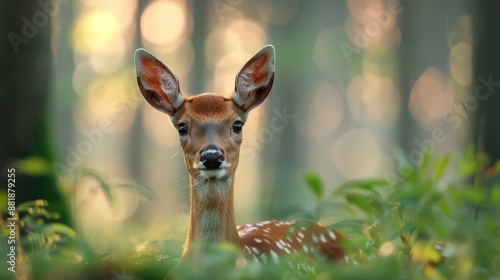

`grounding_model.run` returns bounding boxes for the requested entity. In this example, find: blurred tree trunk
[261,0,348,218]
[128,0,148,186]
[189,0,208,94]
[0,0,70,225]
[398,0,450,156]
[473,1,500,164]
[261,1,310,218]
